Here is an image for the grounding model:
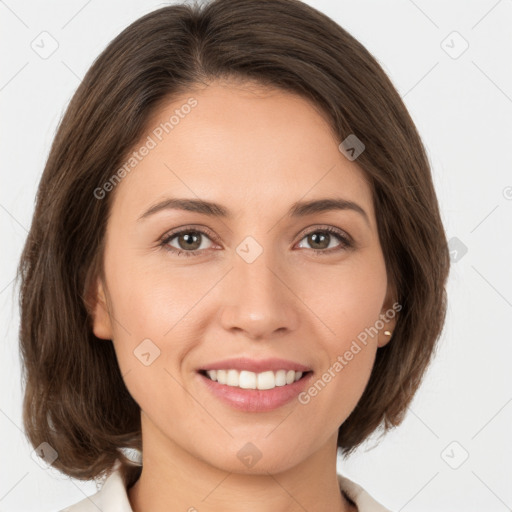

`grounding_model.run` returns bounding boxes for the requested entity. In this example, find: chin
[201,441,304,476]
